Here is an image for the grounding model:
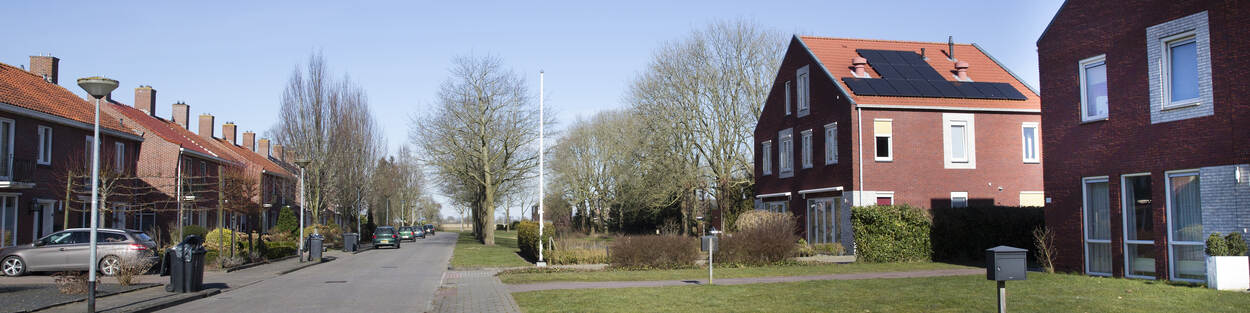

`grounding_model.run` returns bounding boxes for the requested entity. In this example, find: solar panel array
[841,49,1027,101]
